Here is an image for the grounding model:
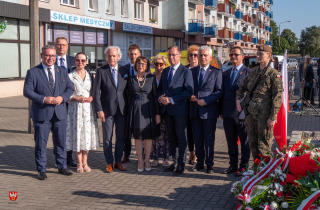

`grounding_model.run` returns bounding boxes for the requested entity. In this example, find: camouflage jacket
[236,66,283,121]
